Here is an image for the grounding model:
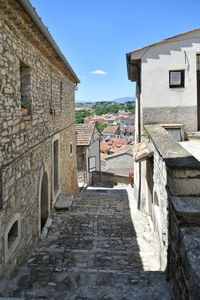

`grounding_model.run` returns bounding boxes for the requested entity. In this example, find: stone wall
[0,4,78,278]
[138,137,168,270]
[143,106,197,133]
[92,170,130,186]
[106,153,133,170]
[143,125,200,298]
[168,189,200,299]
